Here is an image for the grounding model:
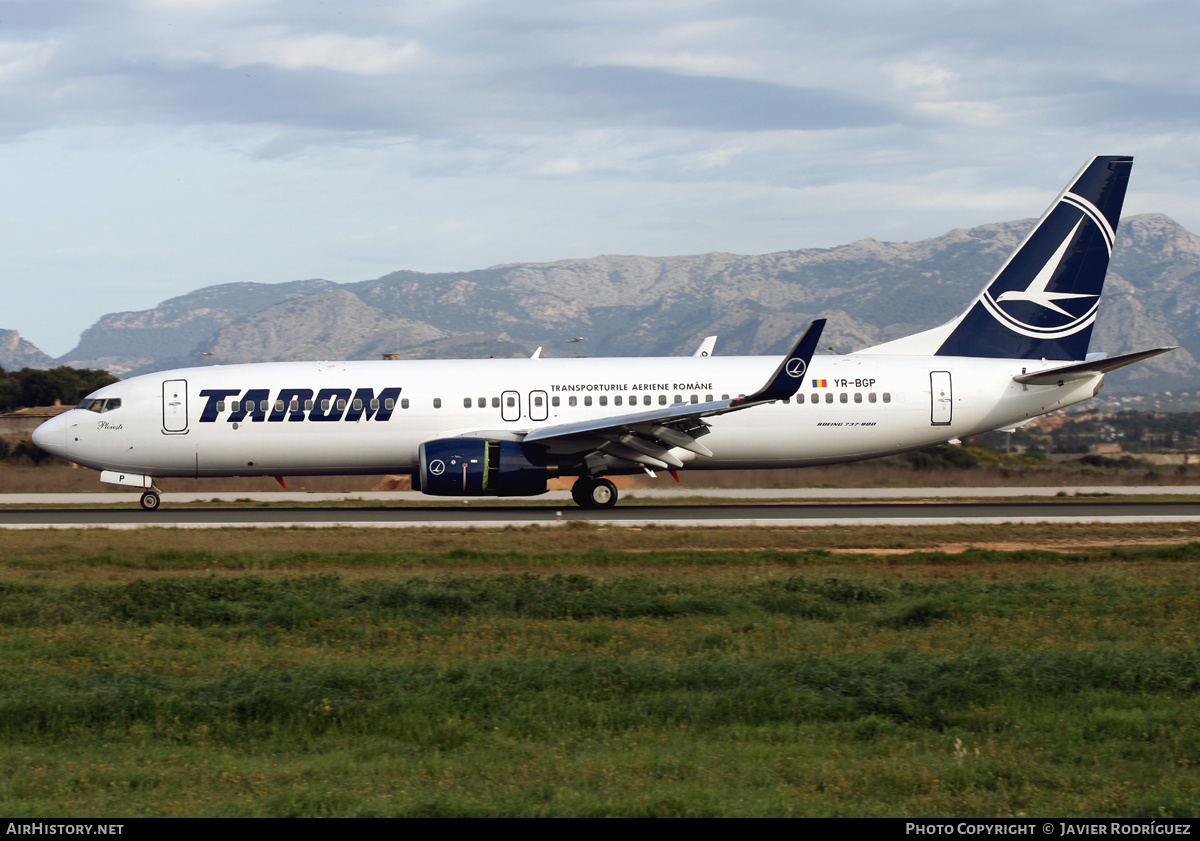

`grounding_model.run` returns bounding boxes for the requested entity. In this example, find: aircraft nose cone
[32,413,68,459]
